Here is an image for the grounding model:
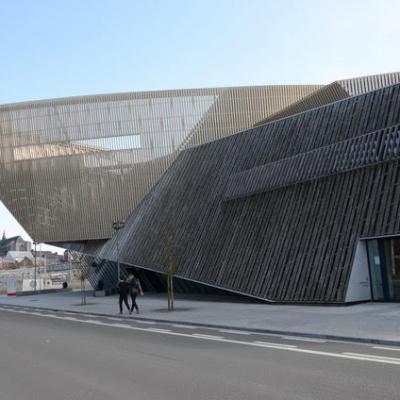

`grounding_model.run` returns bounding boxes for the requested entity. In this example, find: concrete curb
[2,302,400,347]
